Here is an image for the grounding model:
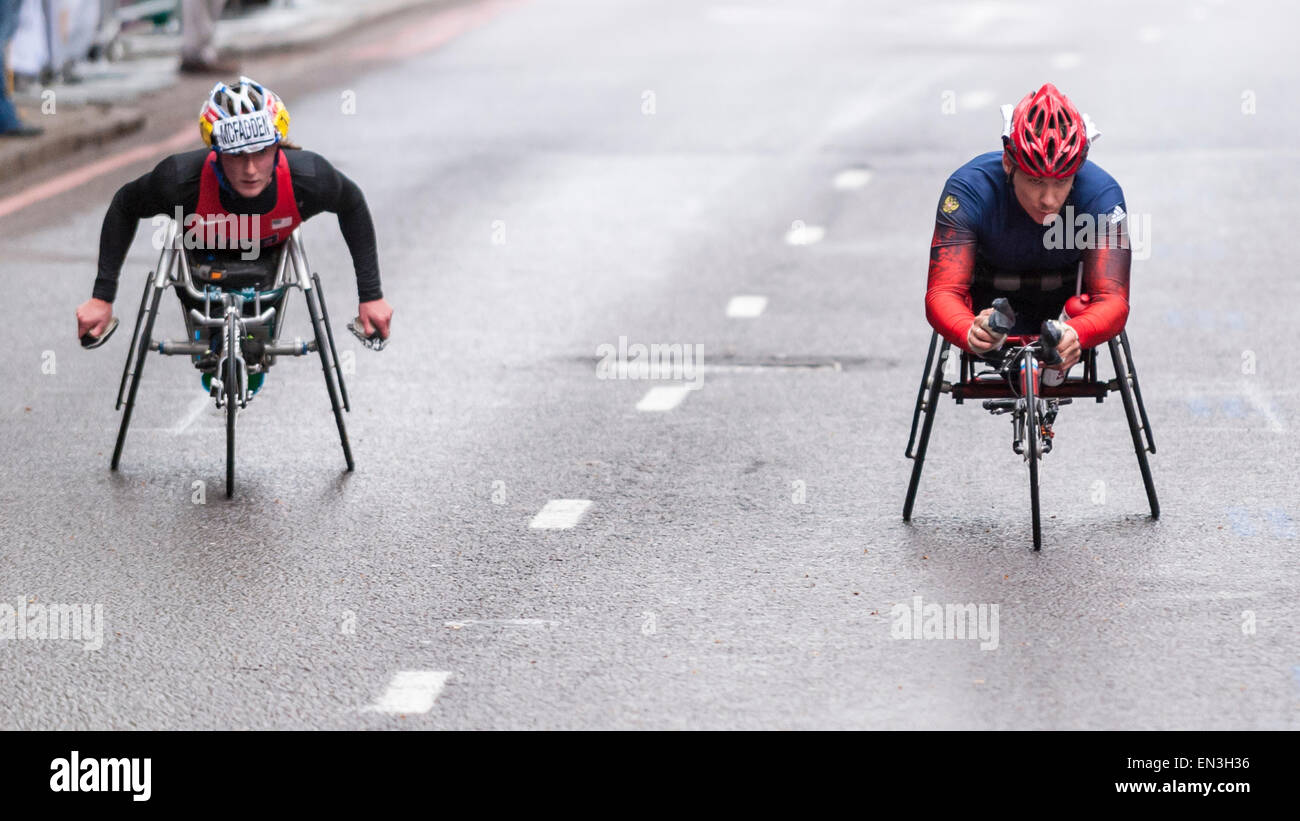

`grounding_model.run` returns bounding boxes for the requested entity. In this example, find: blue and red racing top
[925,150,1132,350]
